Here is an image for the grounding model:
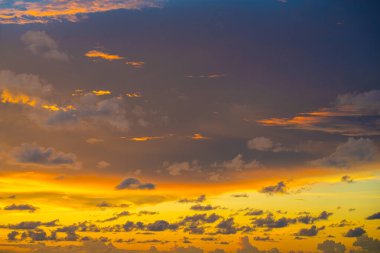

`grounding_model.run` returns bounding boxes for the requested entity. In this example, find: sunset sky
[0,1,380,253]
